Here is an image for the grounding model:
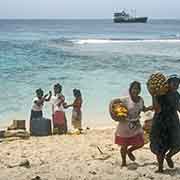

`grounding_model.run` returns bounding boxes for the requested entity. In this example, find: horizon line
[0,18,180,20]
